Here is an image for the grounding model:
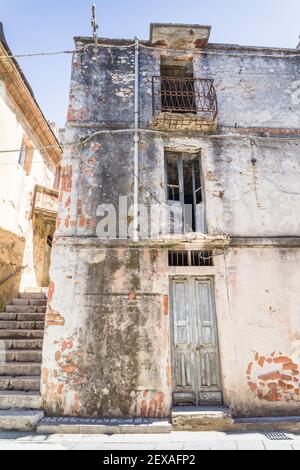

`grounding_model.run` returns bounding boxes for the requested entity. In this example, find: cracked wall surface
[42,37,300,418]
